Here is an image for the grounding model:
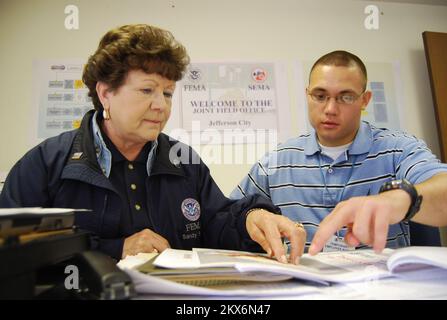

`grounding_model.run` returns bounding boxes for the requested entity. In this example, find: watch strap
[379,179,423,222]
